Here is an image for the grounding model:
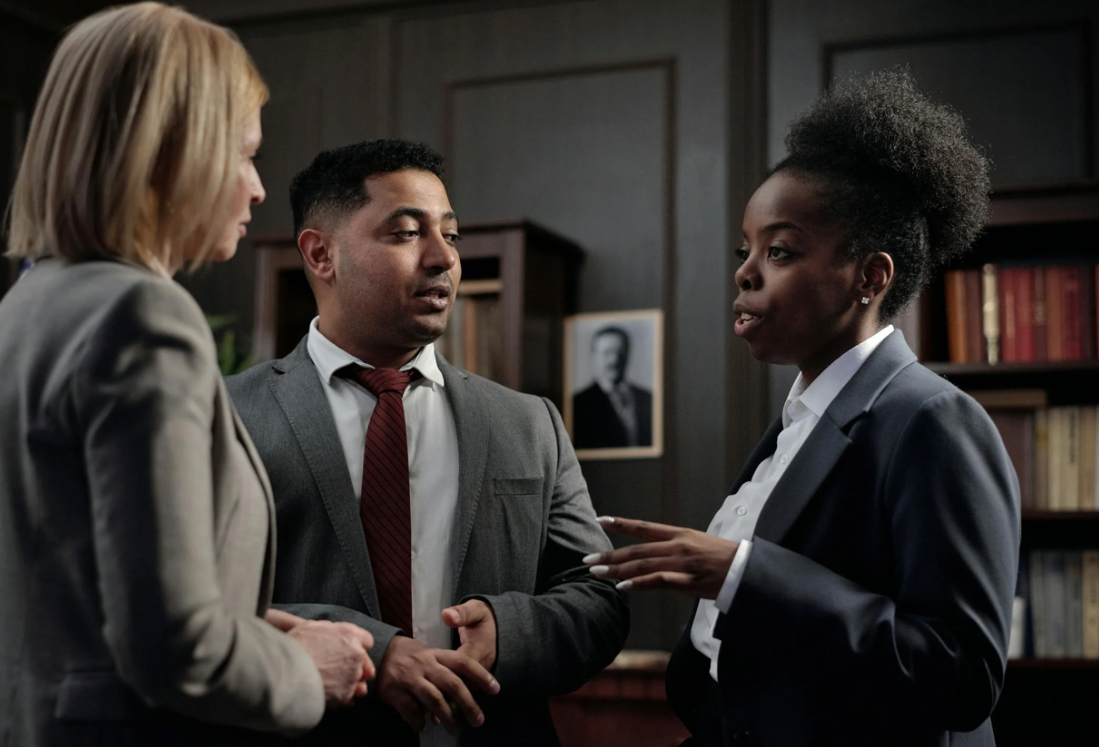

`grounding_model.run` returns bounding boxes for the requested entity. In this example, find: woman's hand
[585,516,739,599]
